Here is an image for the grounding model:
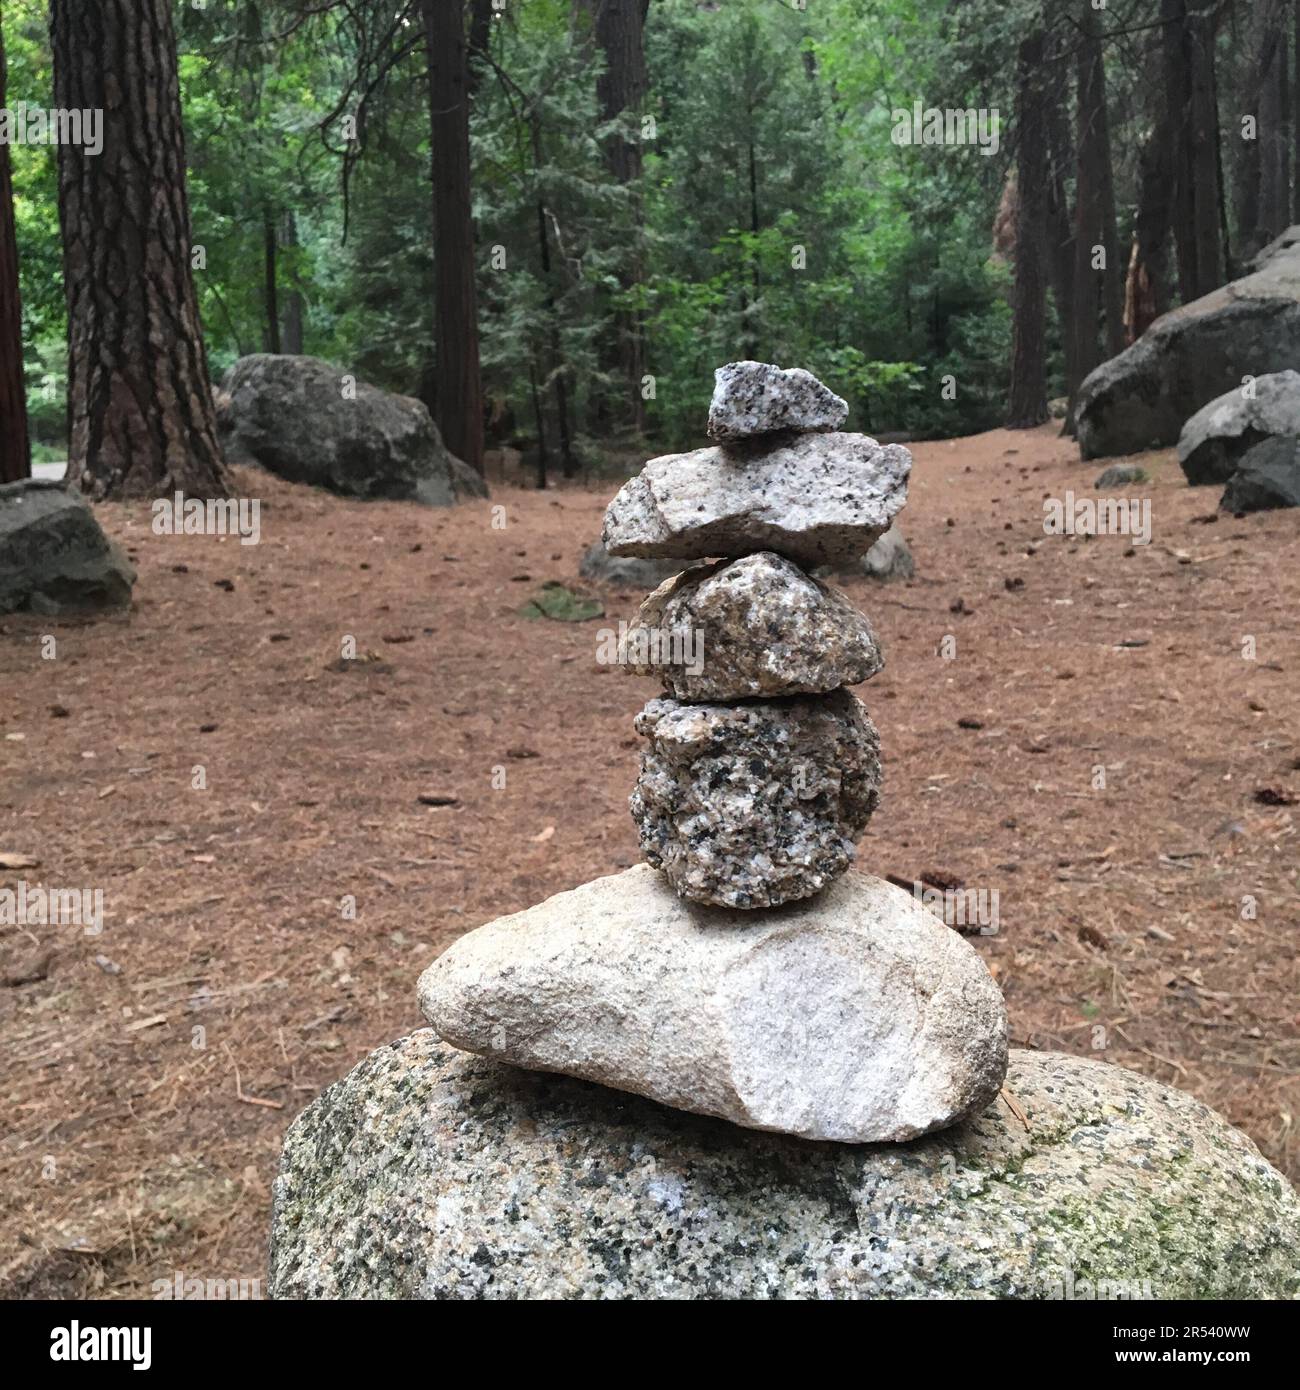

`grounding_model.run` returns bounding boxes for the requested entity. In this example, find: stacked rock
[608,362,906,909]
[419,362,1009,1143]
